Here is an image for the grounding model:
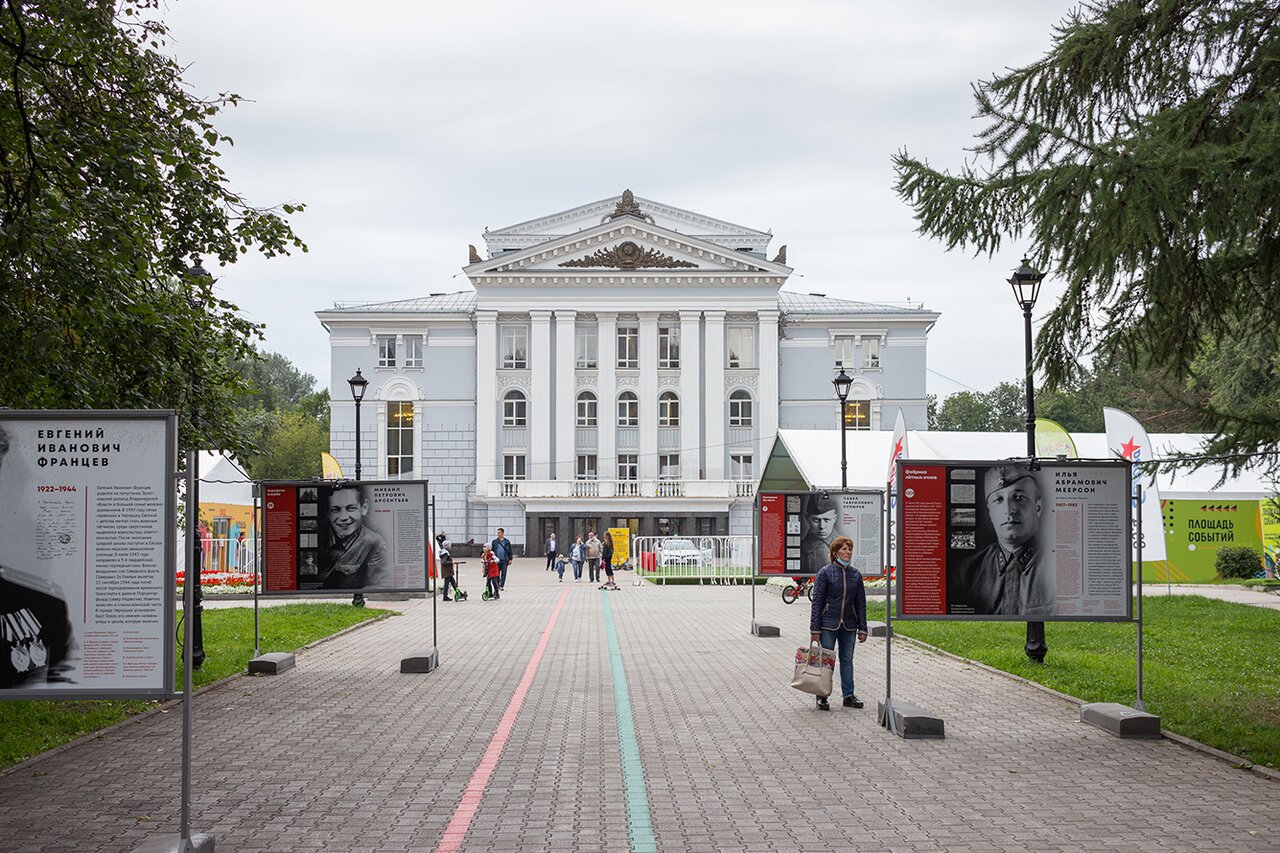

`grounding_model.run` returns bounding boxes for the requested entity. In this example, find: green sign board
[1141,499,1263,582]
